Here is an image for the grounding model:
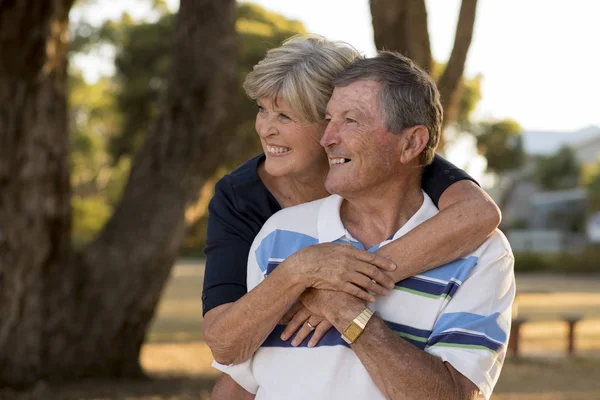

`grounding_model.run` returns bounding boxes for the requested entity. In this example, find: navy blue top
[202,153,477,315]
